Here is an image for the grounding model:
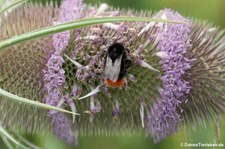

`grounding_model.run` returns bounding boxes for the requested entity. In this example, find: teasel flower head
[1,0,225,146]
